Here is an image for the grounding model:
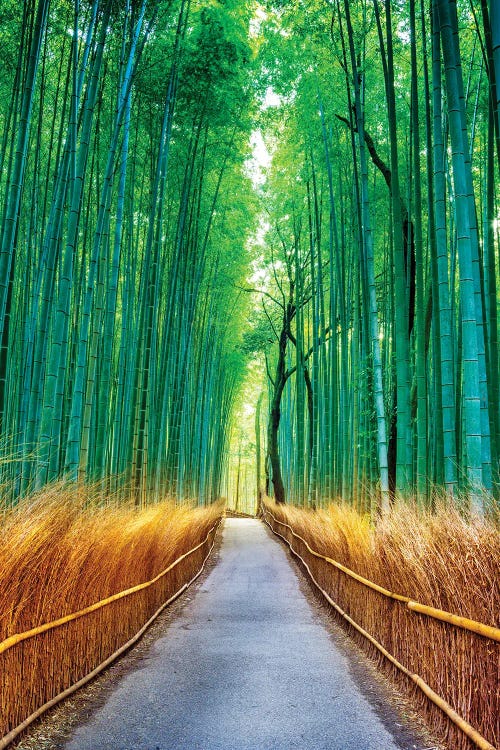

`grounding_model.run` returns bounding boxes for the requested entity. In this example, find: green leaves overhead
[177,1,254,124]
